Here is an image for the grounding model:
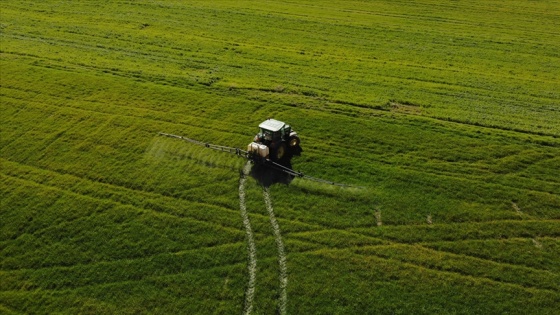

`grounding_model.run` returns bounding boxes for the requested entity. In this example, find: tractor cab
[248,119,301,162]
[257,119,291,143]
